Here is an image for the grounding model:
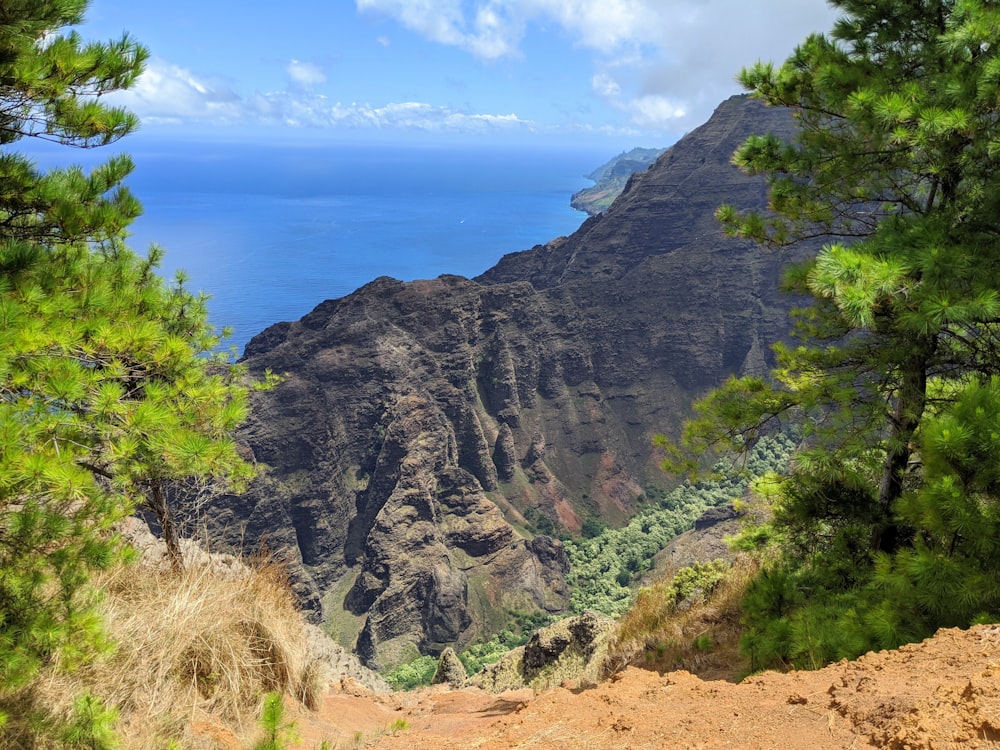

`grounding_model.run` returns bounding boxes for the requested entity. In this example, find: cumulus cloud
[356,0,468,48]
[625,94,686,126]
[356,0,838,132]
[106,59,243,123]
[356,0,530,59]
[356,0,662,60]
[108,58,534,134]
[275,98,535,132]
[286,59,327,88]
